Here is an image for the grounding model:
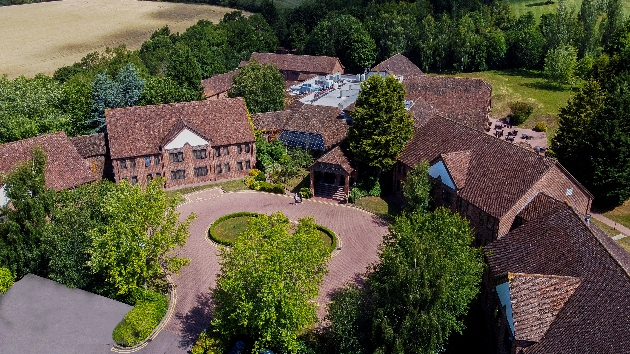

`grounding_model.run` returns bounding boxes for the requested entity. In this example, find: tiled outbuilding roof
[244,52,344,74]
[201,70,238,97]
[70,133,107,158]
[252,105,348,150]
[106,98,254,159]
[404,75,491,131]
[440,150,471,189]
[0,132,96,191]
[313,146,356,174]
[371,53,425,77]
[400,115,557,218]
[485,206,630,353]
